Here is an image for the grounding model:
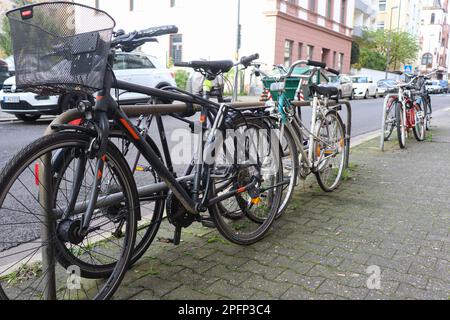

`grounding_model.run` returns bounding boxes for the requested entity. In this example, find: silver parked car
[324,74,354,99]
